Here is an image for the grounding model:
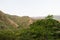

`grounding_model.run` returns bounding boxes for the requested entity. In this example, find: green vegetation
[0,11,60,40]
[19,15,60,40]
